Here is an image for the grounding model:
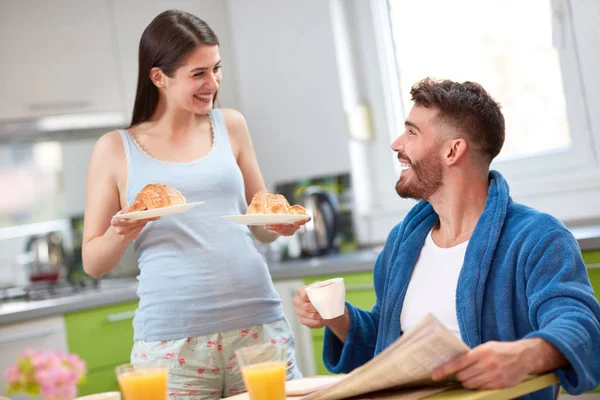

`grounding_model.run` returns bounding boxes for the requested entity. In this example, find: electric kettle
[24,231,67,283]
[298,186,340,257]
